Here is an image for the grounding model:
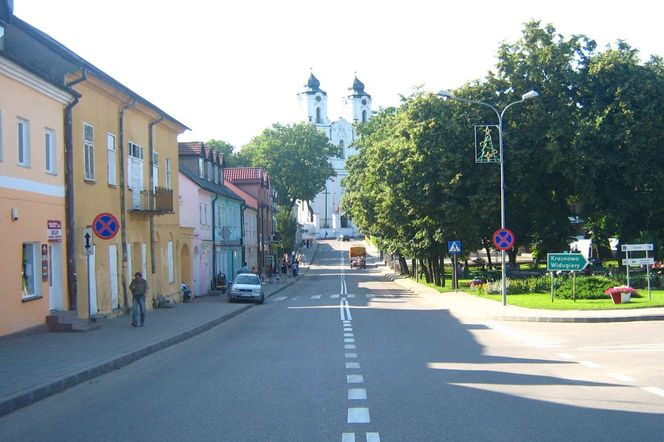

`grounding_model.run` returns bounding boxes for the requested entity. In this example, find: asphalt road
[2,241,664,441]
